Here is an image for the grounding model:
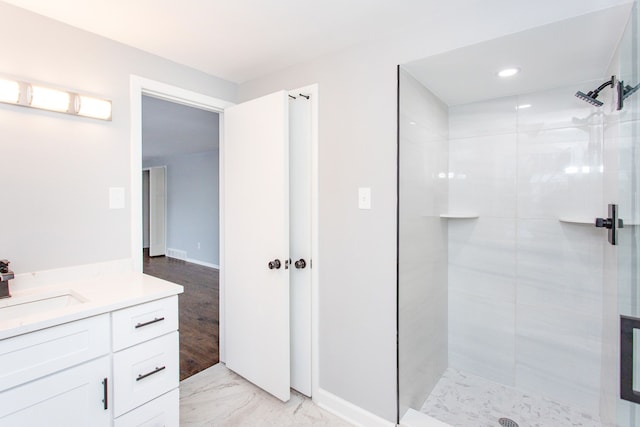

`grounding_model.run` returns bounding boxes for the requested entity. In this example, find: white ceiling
[0,0,635,84]
[142,95,219,160]
[403,4,634,106]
